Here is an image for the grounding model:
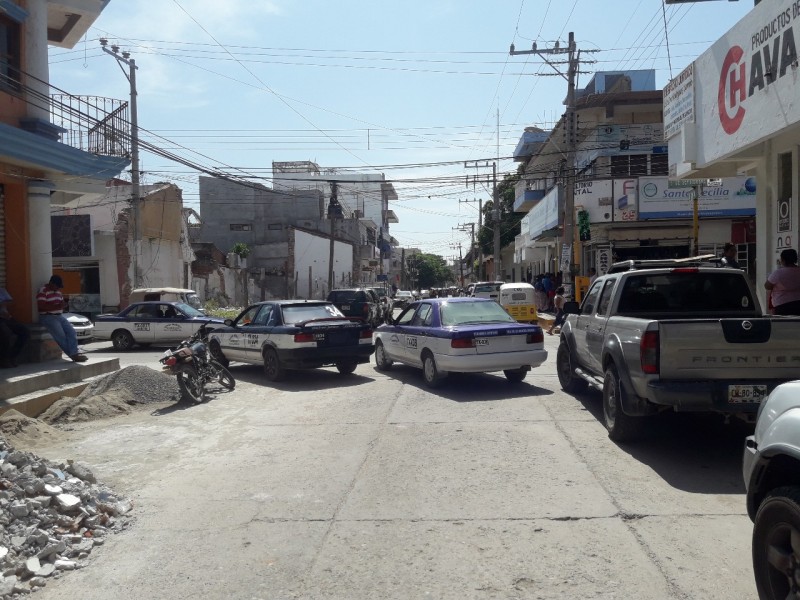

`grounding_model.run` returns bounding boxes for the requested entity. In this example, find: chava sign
[717,2,799,136]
